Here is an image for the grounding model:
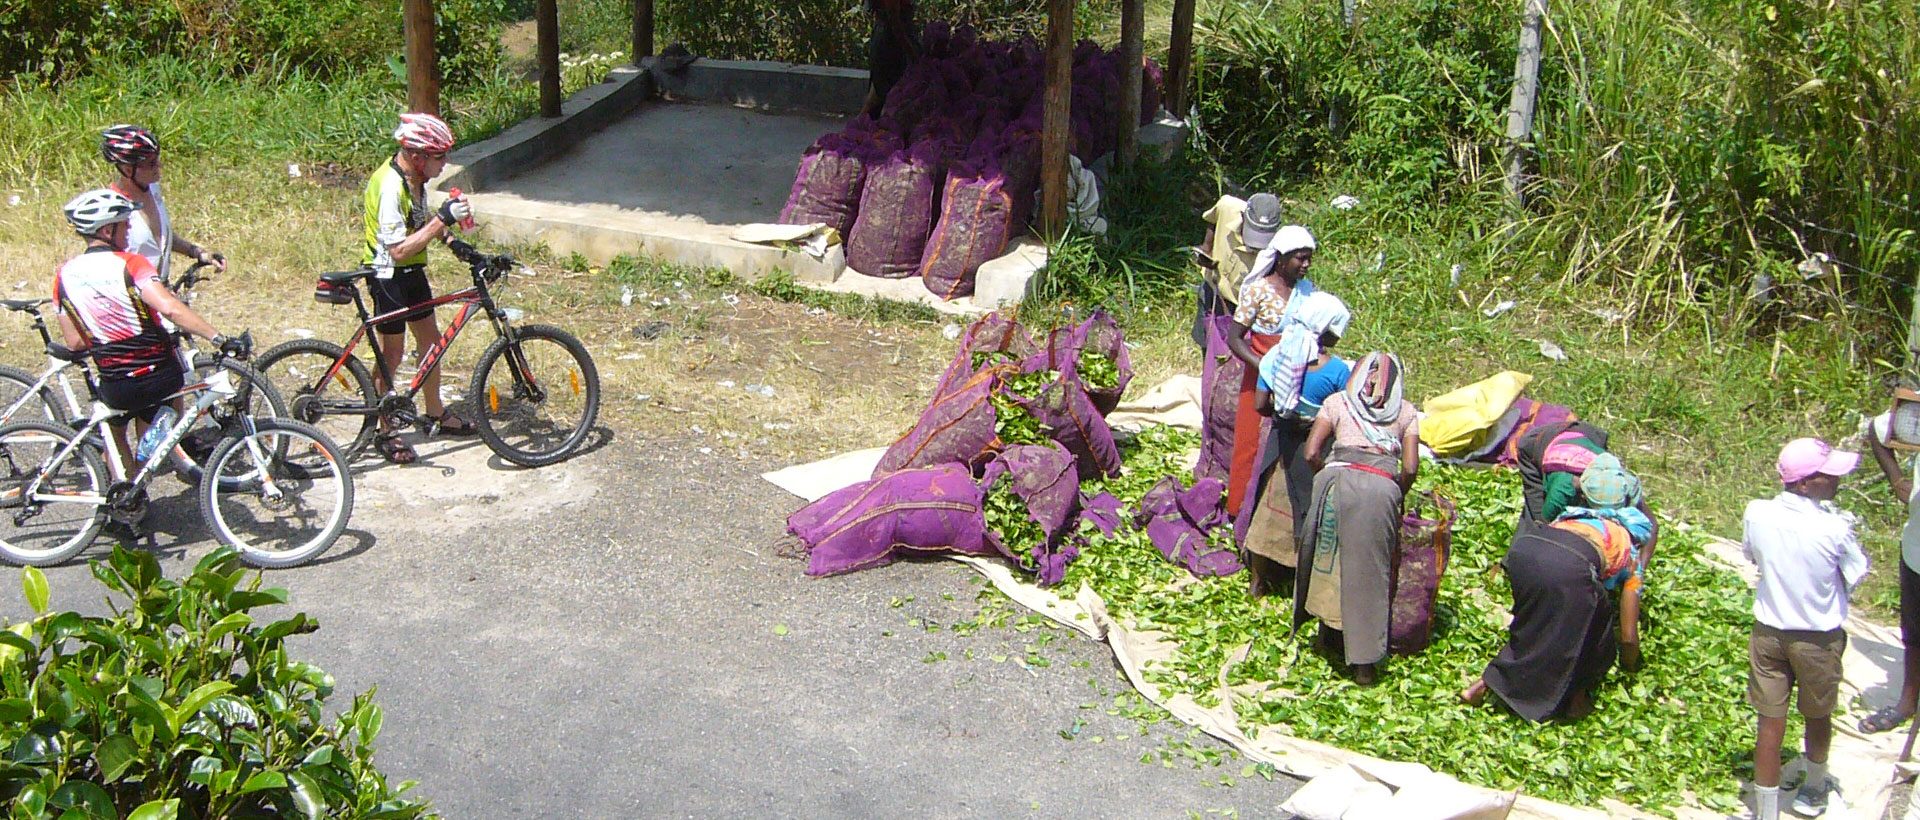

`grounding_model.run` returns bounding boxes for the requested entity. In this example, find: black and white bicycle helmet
[63,189,141,237]
[101,124,160,167]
